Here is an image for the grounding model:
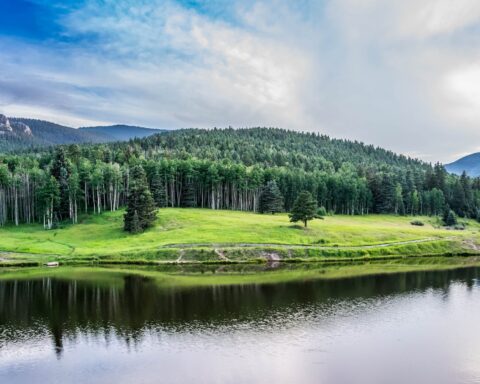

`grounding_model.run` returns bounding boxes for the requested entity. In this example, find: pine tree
[181,179,196,207]
[124,166,157,233]
[445,210,457,226]
[259,180,284,214]
[151,169,167,208]
[442,205,457,226]
[131,210,141,234]
[289,191,317,227]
